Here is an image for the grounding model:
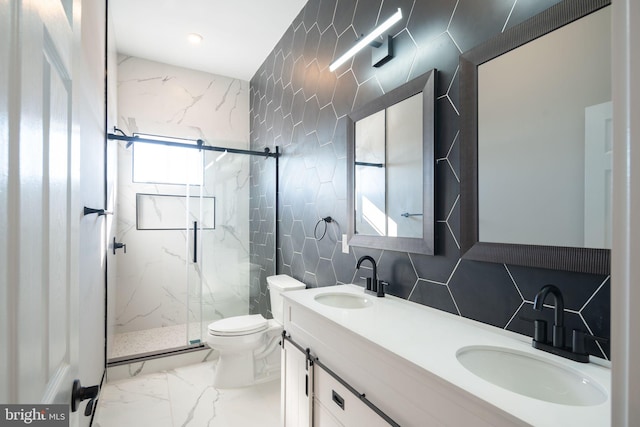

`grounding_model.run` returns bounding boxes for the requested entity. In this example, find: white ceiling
[110,0,308,81]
